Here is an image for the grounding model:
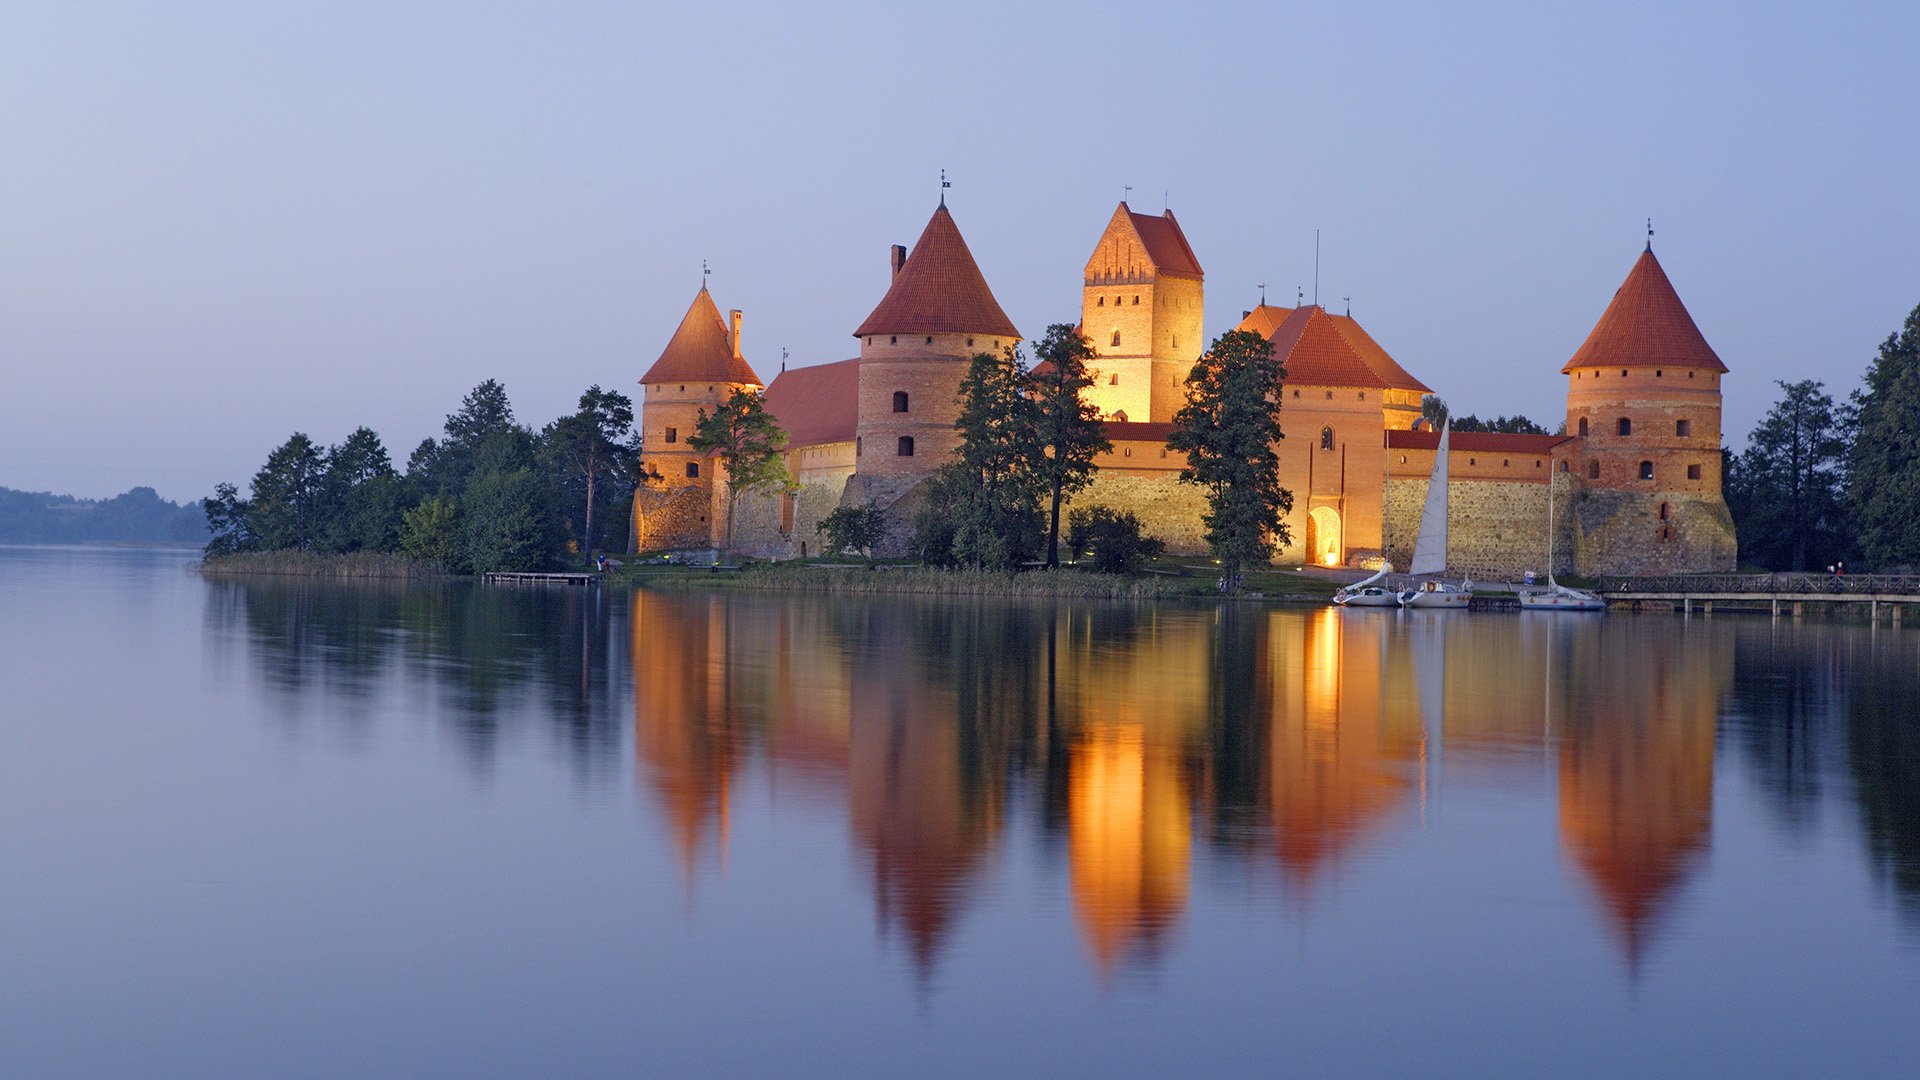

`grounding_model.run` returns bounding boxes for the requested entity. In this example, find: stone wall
[631,480,714,554]
[1572,489,1737,578]
[1385,477,1573,580]
[1063,470,1212,557]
